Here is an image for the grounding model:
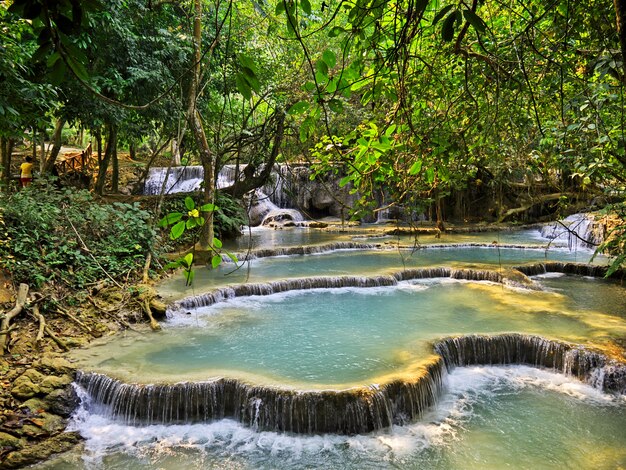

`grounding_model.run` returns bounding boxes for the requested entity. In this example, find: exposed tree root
[0,283,29,353]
